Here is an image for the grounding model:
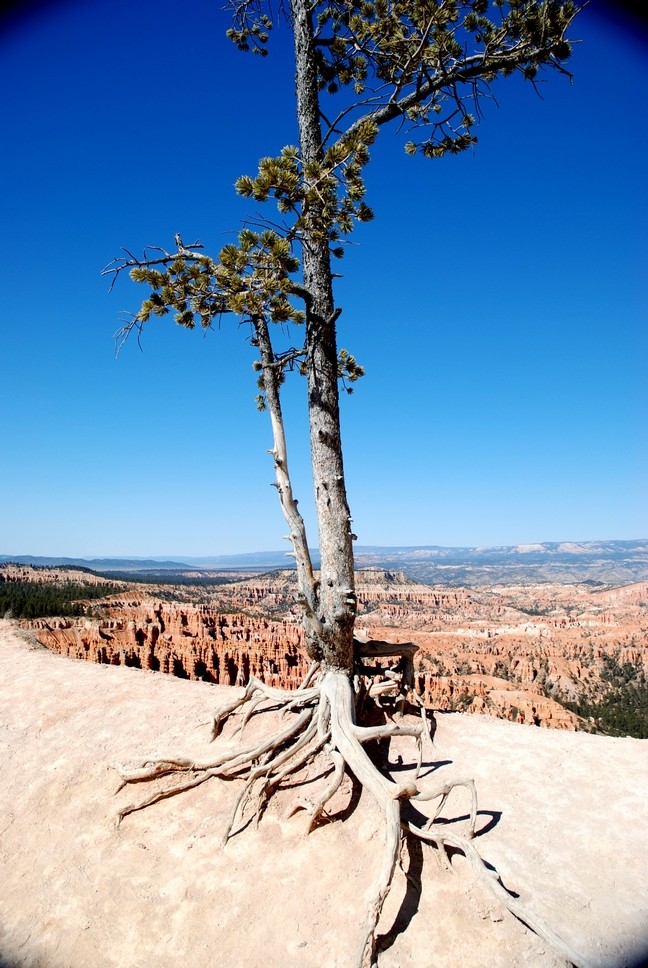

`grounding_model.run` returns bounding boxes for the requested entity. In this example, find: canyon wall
[10,567,647,732]
[31,604,307,690]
